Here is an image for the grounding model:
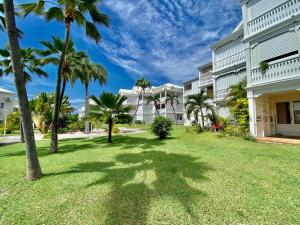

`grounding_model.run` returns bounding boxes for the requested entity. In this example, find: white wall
[0,92,14,122]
